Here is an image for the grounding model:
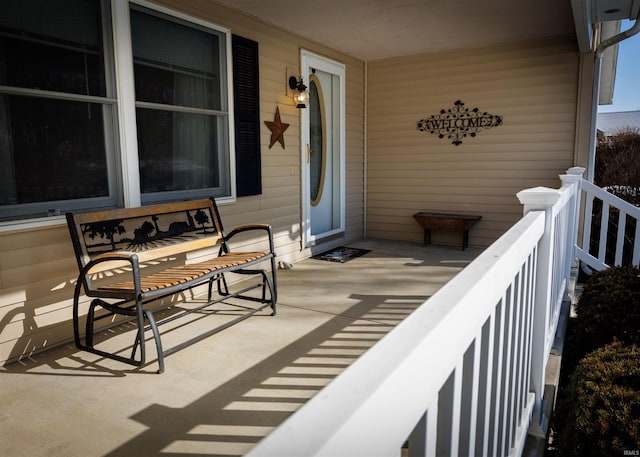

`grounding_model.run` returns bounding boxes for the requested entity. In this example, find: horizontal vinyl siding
[367,37,579,247]
[0,225,78,363]
[345,64,366,240]
[0,0,365,365]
